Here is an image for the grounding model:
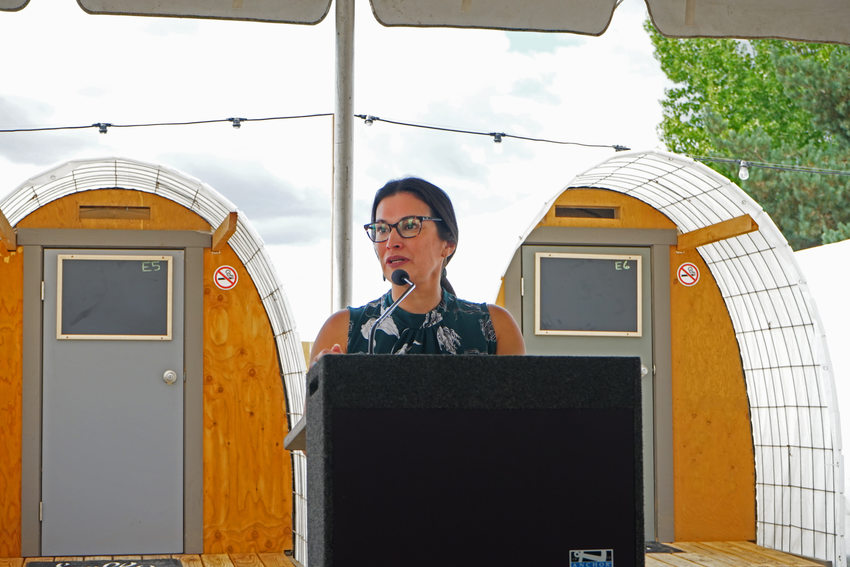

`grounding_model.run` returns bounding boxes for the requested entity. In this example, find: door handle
[162,370,179,385]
